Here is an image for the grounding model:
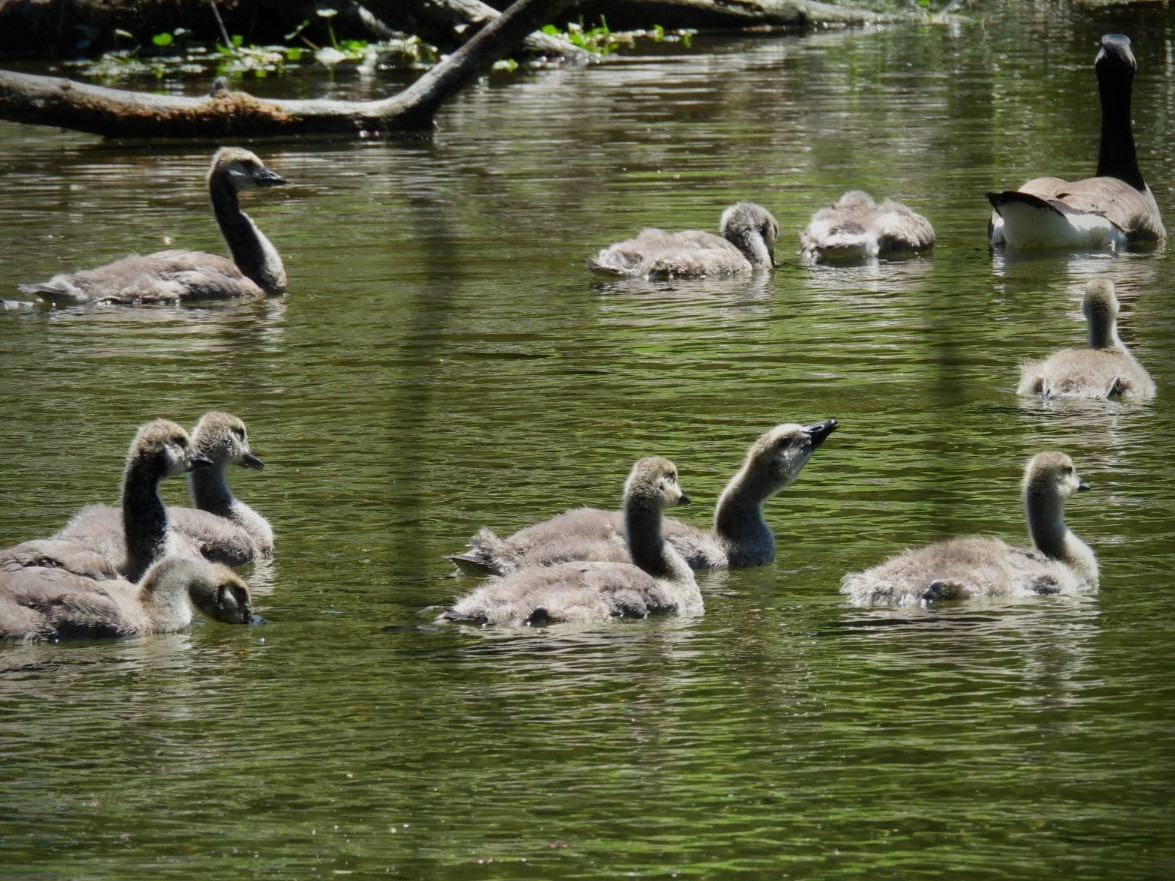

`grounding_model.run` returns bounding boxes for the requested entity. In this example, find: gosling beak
[242,451,265,471]
[678,492,692,507]
[1077,479,1091,493]
[805,418,839,448]
[255,168,286,188]
[188,450,214,471]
